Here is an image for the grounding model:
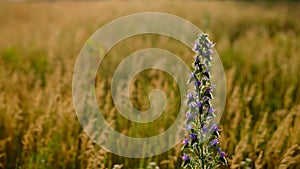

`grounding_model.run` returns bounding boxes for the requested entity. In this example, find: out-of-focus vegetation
[0,1,300,169]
